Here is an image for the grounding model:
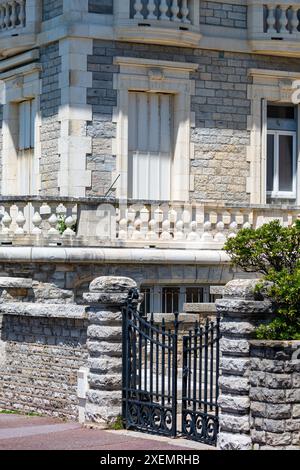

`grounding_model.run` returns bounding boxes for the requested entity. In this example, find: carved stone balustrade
[0,196,299,249]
